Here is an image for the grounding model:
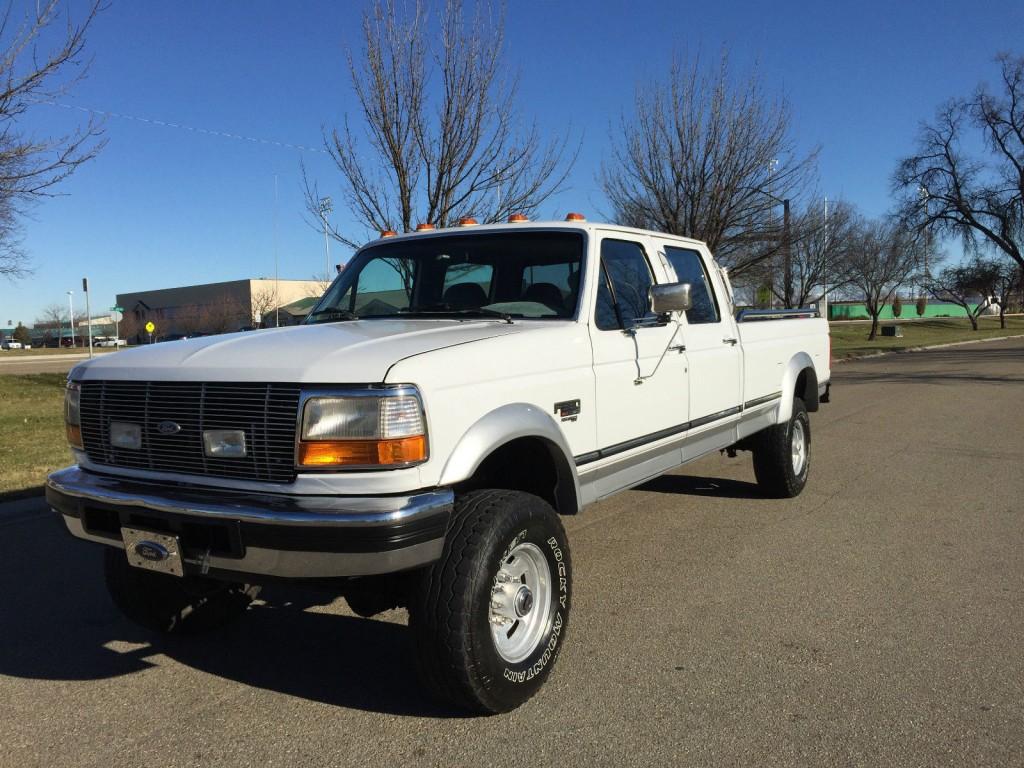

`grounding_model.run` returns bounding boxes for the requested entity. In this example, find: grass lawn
[0,374,72,499]
[830,316,1024,359]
